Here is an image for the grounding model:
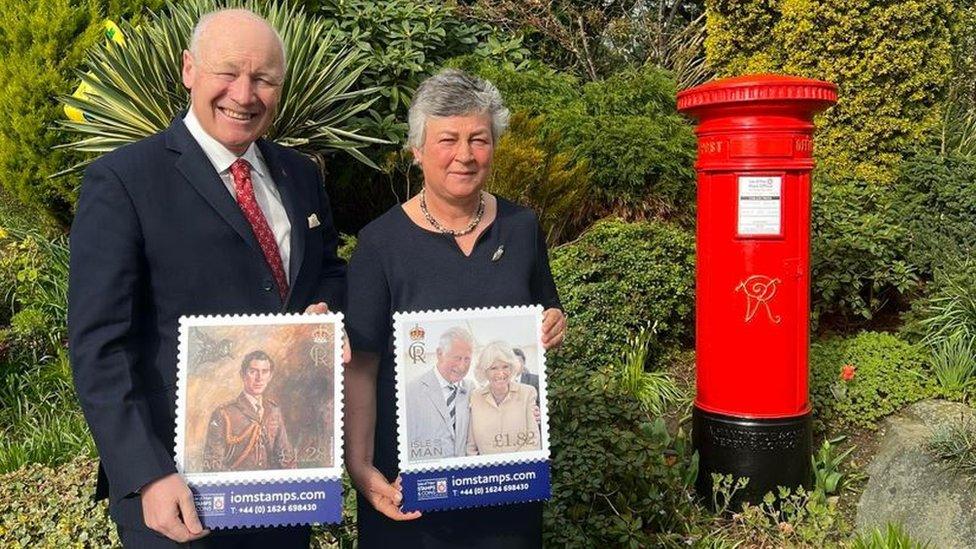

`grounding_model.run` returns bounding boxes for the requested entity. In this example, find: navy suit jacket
[67,117,346,525]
